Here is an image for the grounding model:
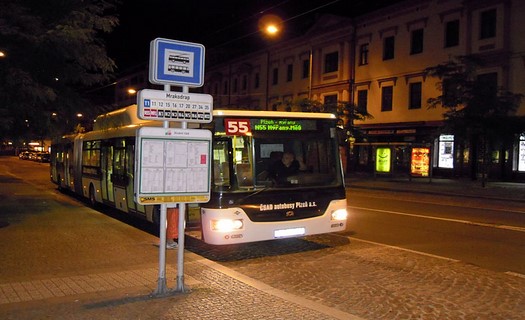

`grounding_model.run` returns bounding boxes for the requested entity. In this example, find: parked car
[18,151,30,160]
[35,152,50,163]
